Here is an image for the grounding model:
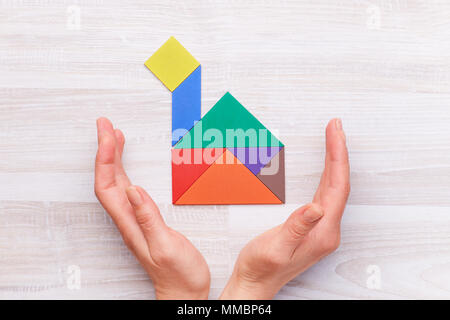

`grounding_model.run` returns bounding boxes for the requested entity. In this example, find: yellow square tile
[145,37,200,92]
